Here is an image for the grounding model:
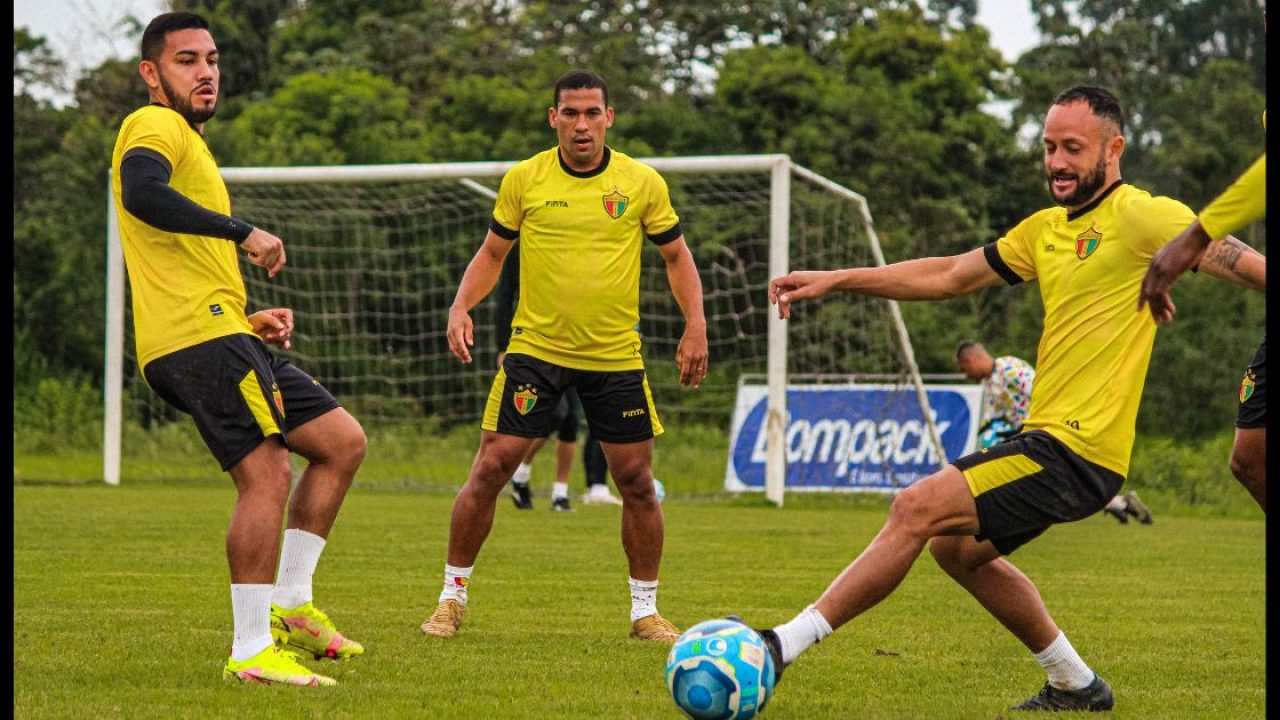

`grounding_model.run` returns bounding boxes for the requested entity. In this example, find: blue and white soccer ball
[665,618,775,720]
[653,477,666,503]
